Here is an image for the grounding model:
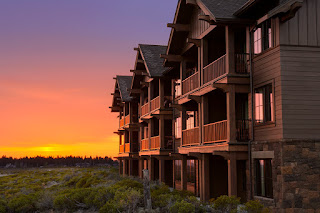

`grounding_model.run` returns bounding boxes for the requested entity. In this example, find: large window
[175,117,182,139]
[255,159,273,198]
[255,84,274,124]
[253,20,272,54]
